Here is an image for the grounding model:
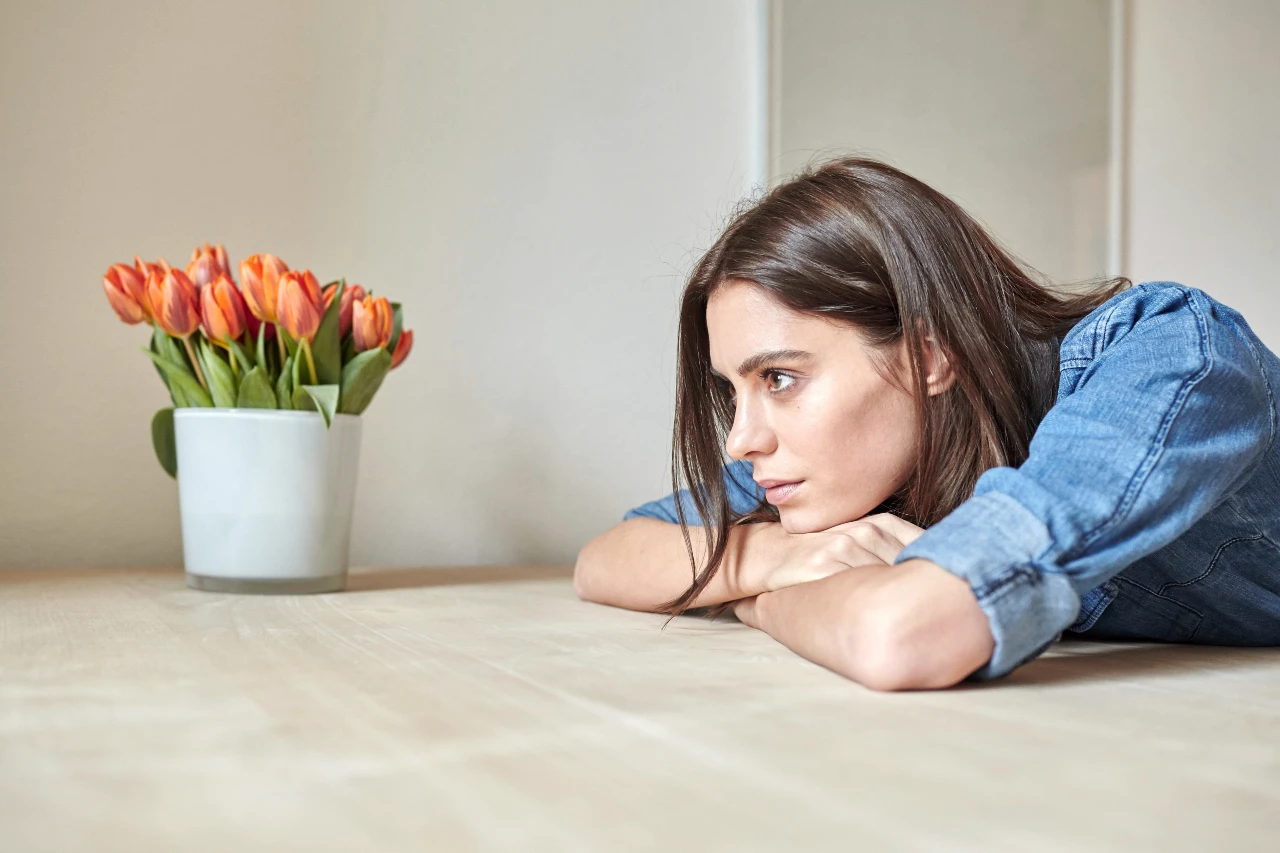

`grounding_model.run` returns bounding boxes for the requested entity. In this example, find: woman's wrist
[729,521,793,599]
